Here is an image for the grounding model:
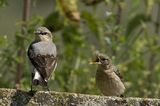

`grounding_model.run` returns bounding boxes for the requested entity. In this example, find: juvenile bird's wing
[28,42,57,80]
[113,66,124,82]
